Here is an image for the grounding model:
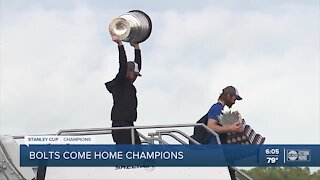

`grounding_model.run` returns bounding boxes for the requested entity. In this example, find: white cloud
[0,1,319,145]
